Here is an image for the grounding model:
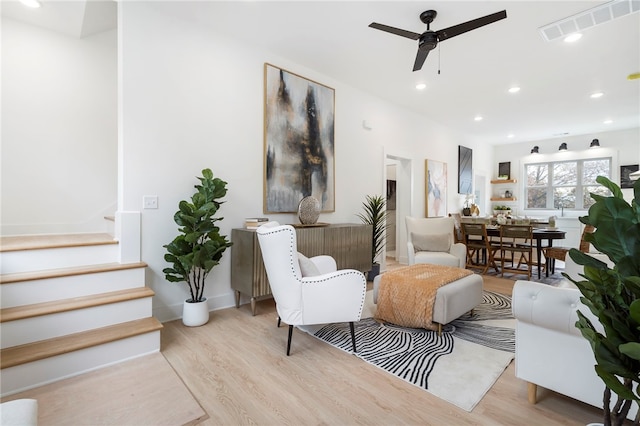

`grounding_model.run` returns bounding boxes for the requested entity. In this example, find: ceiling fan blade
[436,10,507,41]
[412,49,430,72]
[369,22,421,40]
